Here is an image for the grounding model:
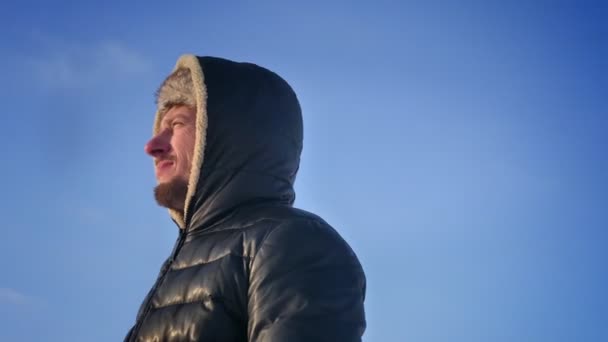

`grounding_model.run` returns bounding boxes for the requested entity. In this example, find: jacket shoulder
[246,206,367,341]
[202,205,328,239]
[240,206,355,256]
